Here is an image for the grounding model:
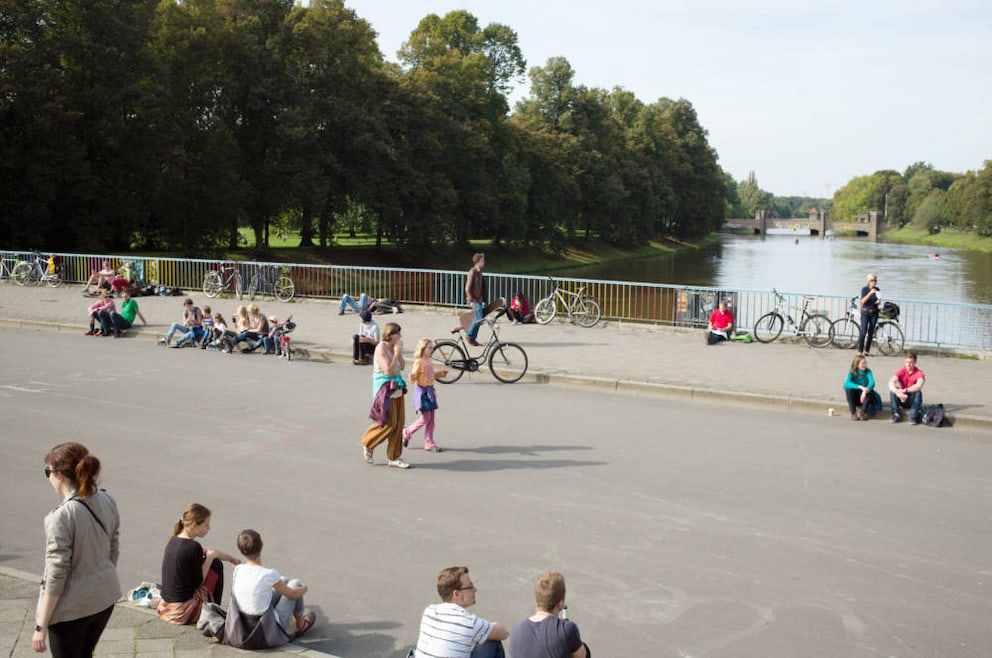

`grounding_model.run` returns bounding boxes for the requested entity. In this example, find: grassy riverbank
[880,226,992,253]
[231,233,709,273]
